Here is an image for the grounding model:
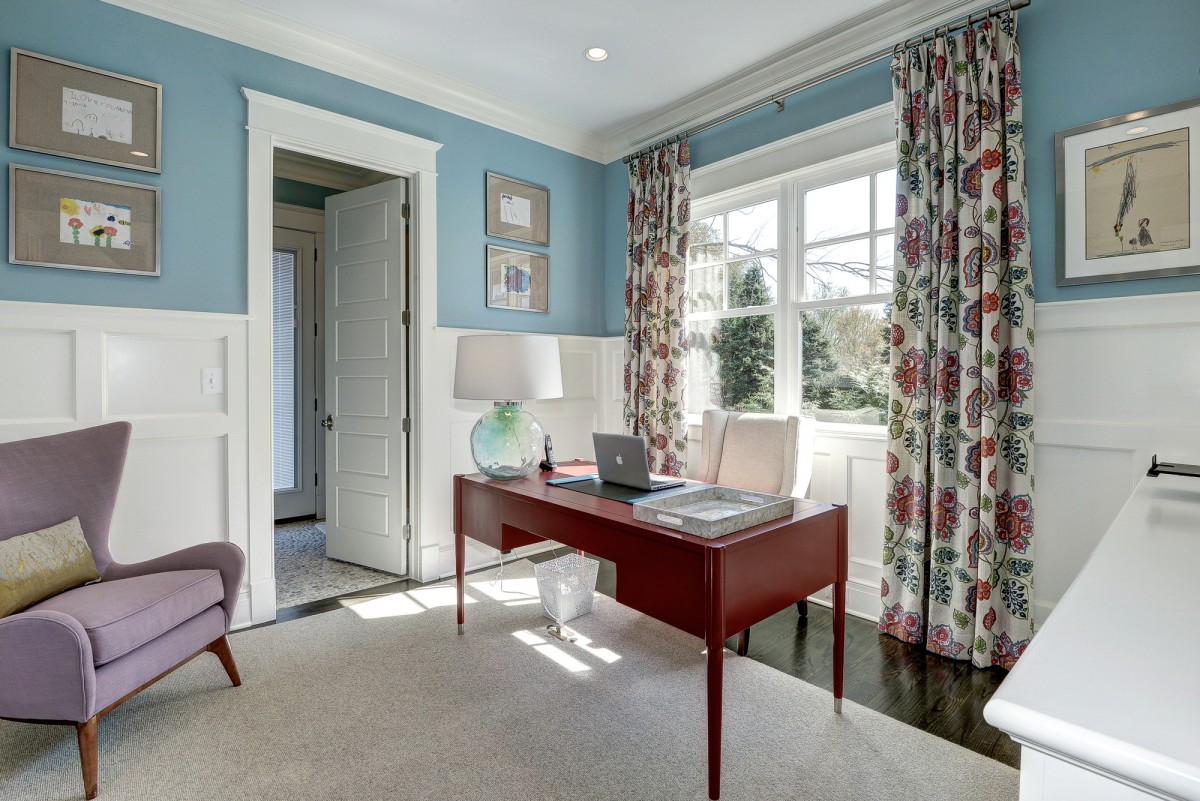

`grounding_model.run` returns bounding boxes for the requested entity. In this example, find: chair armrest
[0,610,96,723]
[104,541,246,628]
